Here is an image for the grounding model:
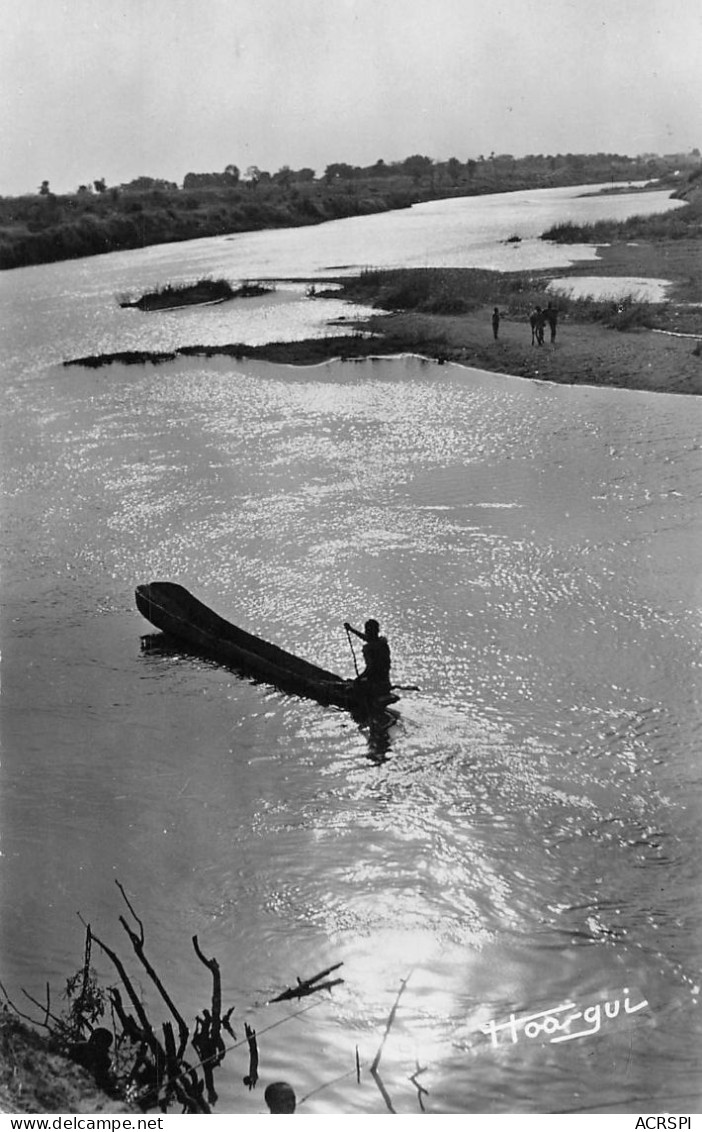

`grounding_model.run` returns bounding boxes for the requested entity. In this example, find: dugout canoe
[135,581,398,713]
